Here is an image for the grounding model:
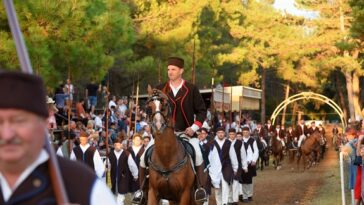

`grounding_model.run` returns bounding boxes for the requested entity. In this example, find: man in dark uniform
[70,131,105,179]
[240,126,259,203]
[109,138,138,204]
[209,127,239,204]
[138,57,208,202]
[308,121,319,135]
[228,128,247,205]
[127,133,145,192]
[0,71,115,205]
